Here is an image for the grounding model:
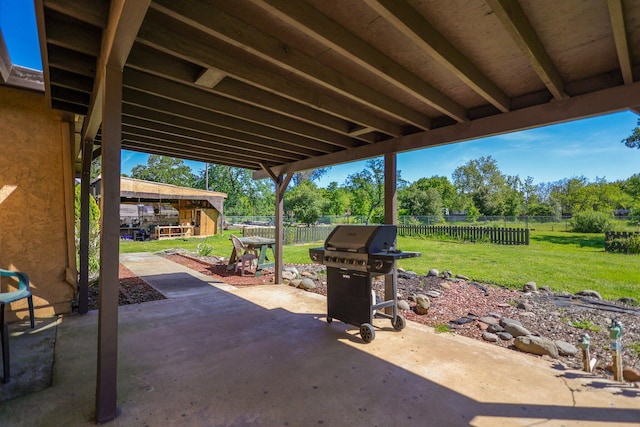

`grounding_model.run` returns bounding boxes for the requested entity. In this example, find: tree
[621,118,640,149]
[346,159,385,224]
[398,180,444,220]
[194,165,274,216]
[291,167,331,187]
[285,181,325,225]
[130,155,196,187]
[322,182,350,216]
[452,156,510,216]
